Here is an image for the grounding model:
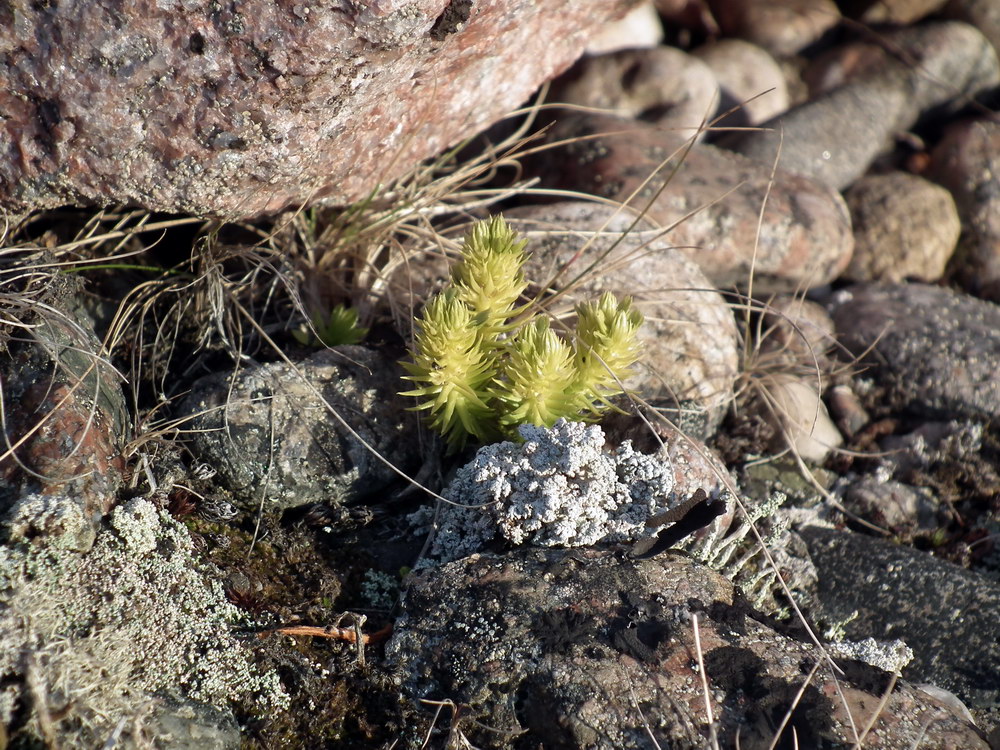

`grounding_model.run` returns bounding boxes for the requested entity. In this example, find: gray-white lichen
[419,420,676,564]
[0,497,287,745]
[416,420,817,617]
